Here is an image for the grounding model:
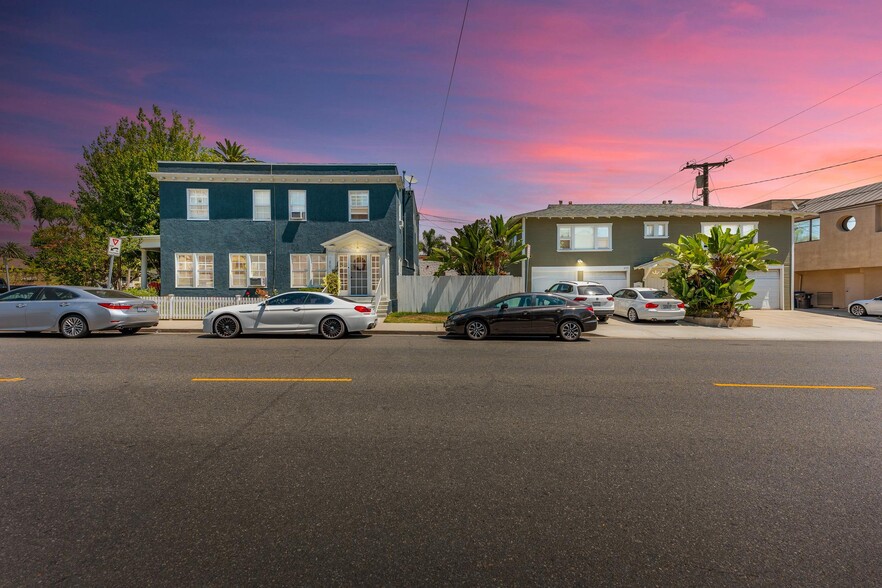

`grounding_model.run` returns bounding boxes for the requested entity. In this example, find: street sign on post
[107,237,122,257]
